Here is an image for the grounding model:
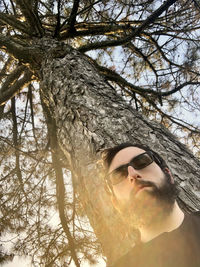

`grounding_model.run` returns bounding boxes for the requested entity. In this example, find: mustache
[130,179,157,199]
[135,179,156,188]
